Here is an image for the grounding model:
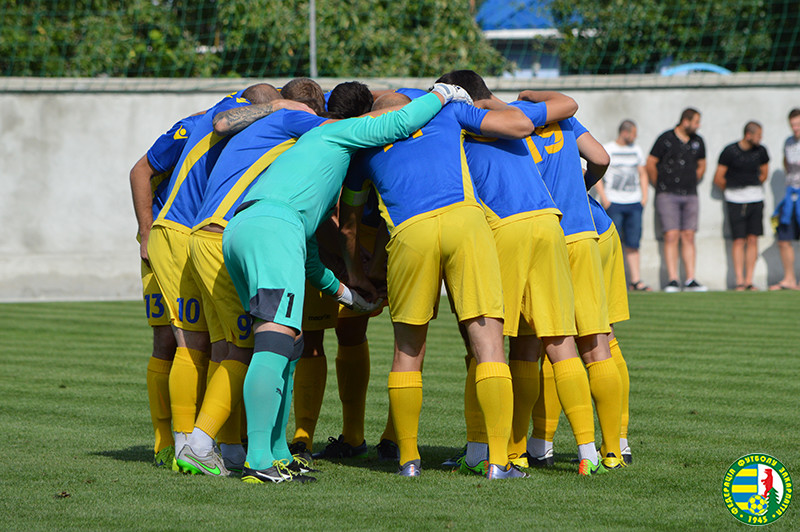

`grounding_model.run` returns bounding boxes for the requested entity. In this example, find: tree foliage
[0,0,506,78]
[550,0,799,74]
